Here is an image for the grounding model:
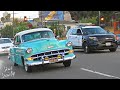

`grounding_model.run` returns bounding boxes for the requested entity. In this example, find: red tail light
[115,35,119,41]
